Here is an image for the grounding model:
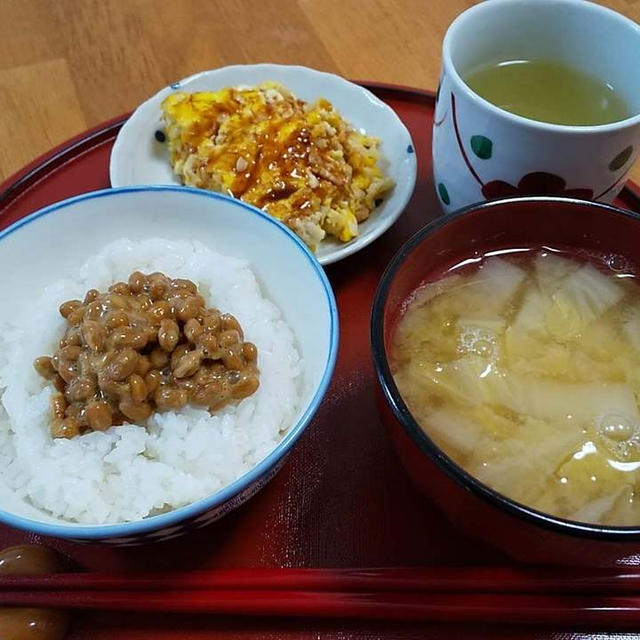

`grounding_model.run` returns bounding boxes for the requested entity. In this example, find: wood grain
[0,0,638,184]
[0,59,86,177]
